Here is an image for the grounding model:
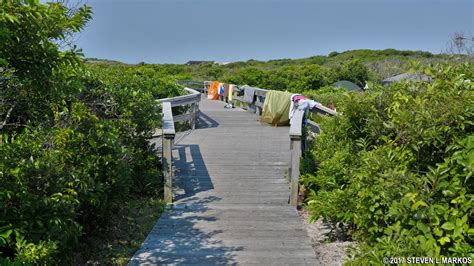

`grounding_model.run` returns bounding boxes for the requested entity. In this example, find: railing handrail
[158,87,201,106]
[158,87,202,203]
[161,102,175,138]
